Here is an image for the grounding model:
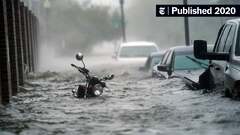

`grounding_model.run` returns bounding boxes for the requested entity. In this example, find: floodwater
[1,57,240,135]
